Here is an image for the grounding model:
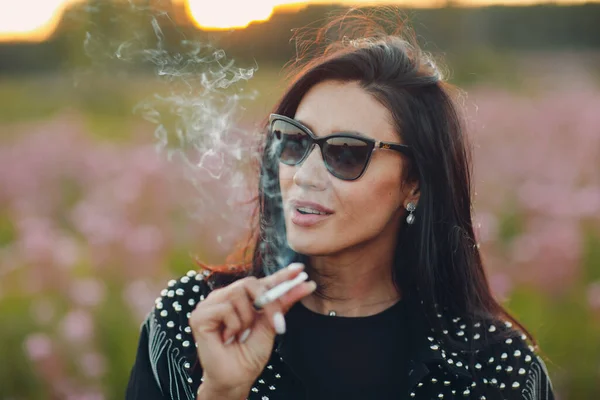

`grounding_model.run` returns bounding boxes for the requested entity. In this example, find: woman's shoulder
[149,269,213,332]
[439,313,555,397]
[148,268,248,336]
